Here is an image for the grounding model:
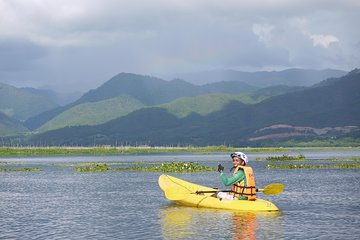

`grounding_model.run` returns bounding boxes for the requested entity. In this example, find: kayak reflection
[159,205,283,239]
